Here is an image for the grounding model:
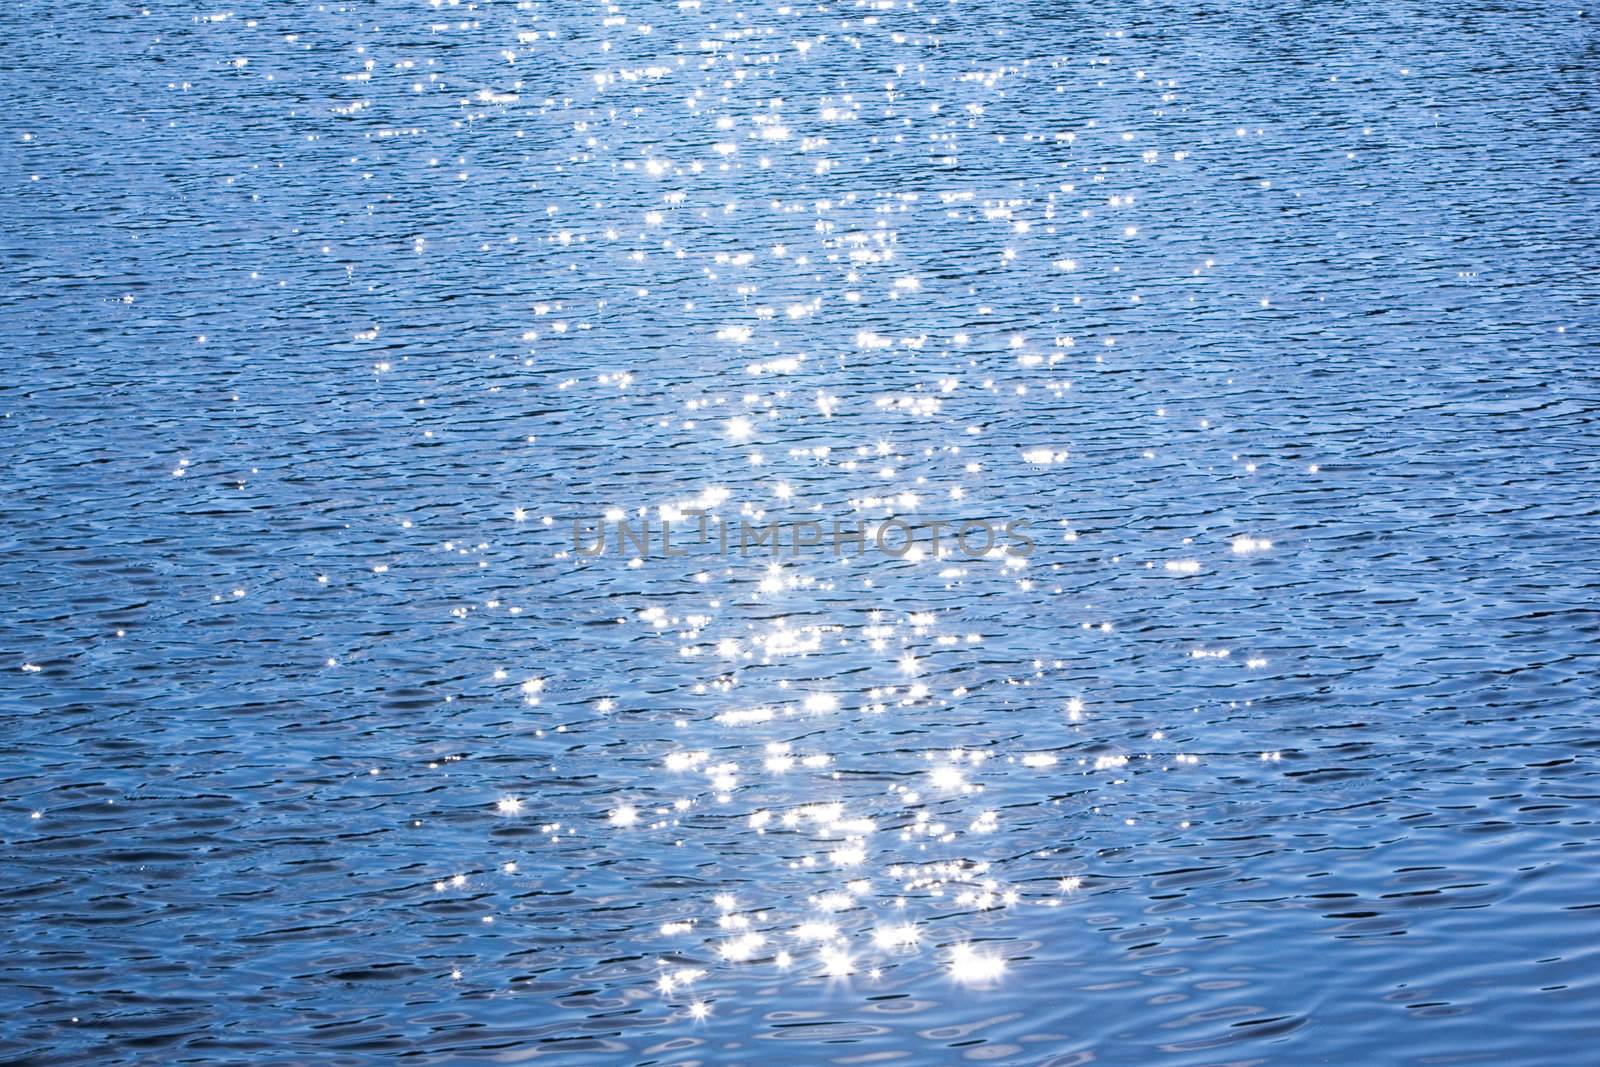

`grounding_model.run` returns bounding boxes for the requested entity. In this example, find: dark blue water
[3,1,1598,1063]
